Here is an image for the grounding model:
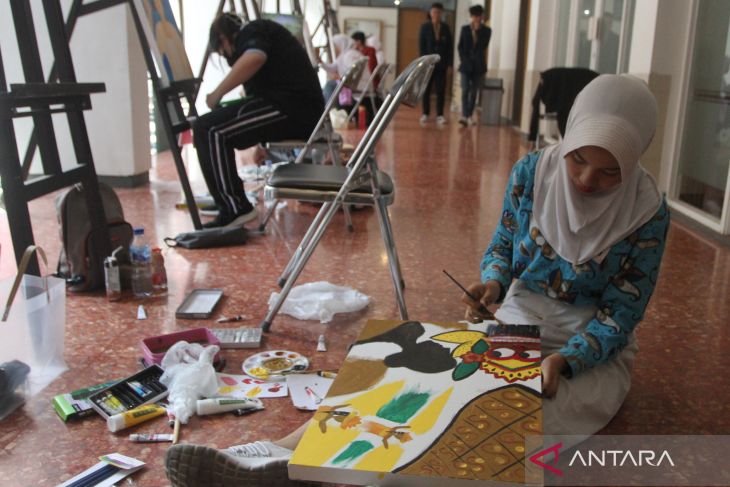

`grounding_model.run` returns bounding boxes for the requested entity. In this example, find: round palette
[243,350,309,381]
